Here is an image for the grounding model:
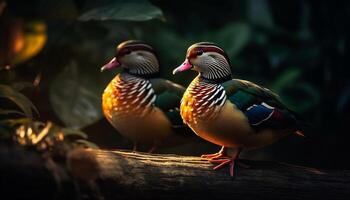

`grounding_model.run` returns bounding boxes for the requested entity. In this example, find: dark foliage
[1,0,350,169]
